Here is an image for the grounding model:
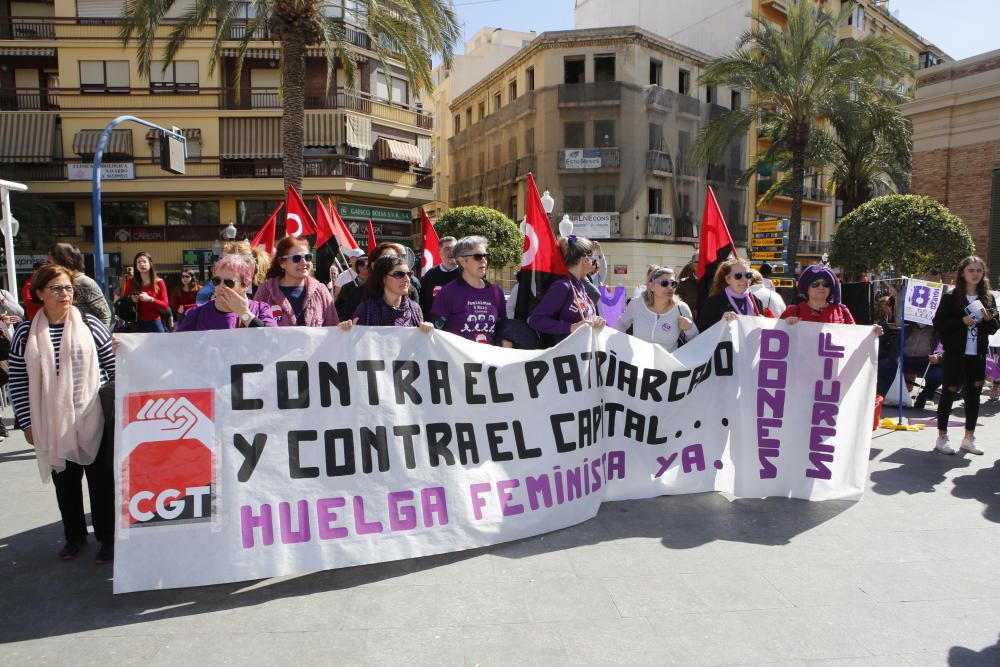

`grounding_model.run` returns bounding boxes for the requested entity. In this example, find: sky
[449,0,998,61]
